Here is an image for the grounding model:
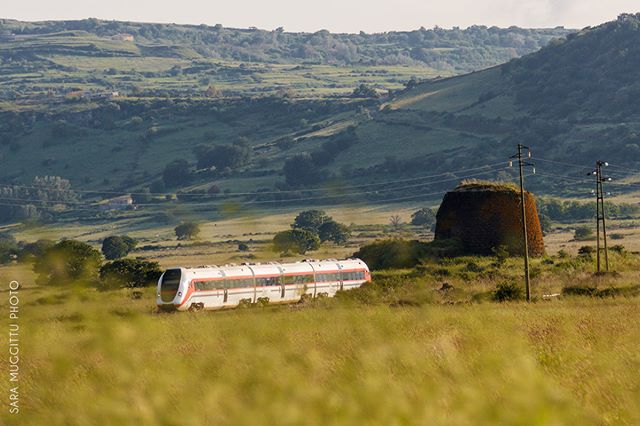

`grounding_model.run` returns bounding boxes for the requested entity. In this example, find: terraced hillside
[0,19,571,102]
